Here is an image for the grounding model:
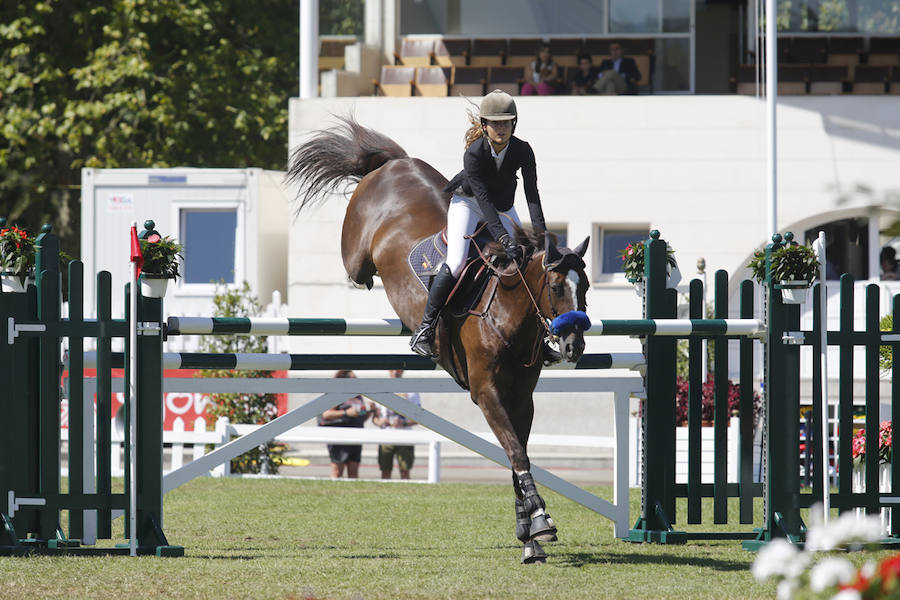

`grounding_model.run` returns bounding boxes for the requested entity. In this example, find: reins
[465,231,555,366]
